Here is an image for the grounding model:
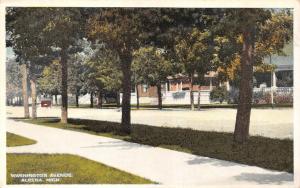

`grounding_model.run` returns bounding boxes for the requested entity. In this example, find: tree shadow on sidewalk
[187,156,242,167]
[80,140,151,150]
[233,172,293,184]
